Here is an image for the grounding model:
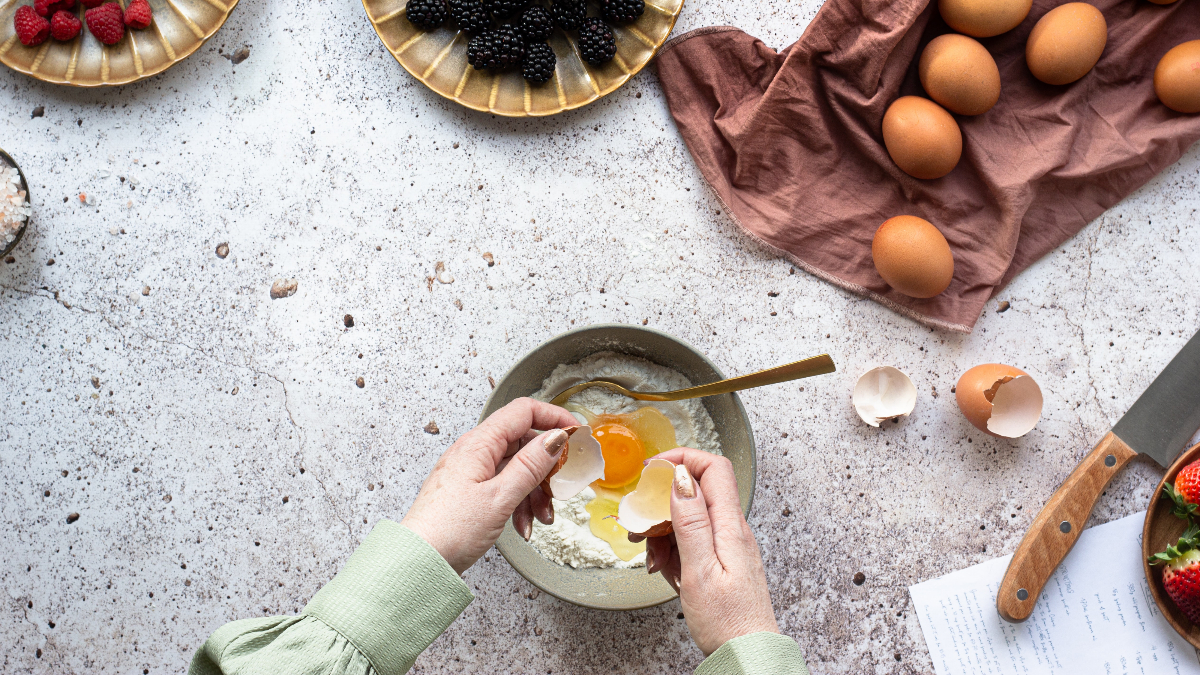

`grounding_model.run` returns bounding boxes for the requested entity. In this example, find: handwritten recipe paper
[910,513,1200,675]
